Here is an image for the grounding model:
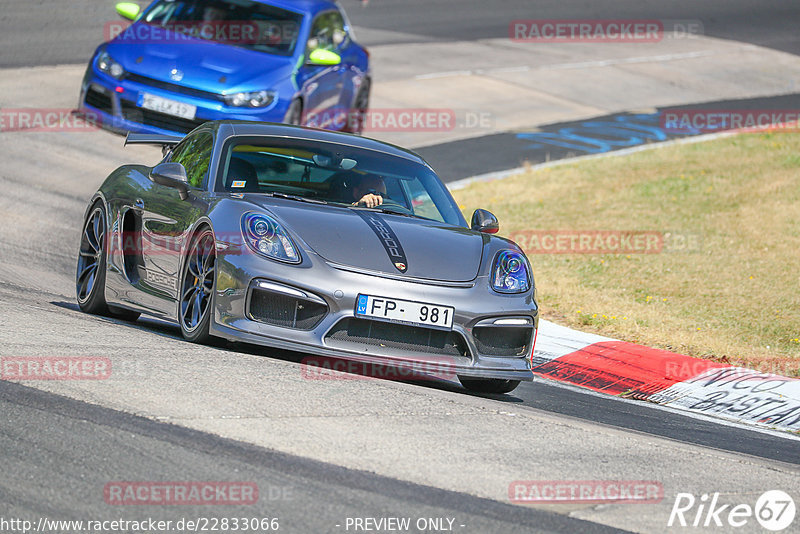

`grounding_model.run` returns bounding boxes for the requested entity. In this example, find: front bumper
[211,246,538,382]
[78,66,288,135]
